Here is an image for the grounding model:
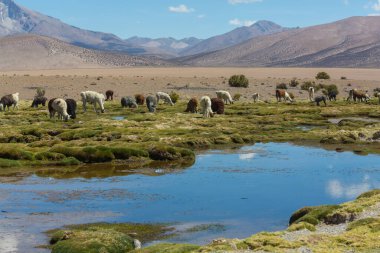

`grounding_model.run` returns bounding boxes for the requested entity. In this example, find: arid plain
[1,67,380,102]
